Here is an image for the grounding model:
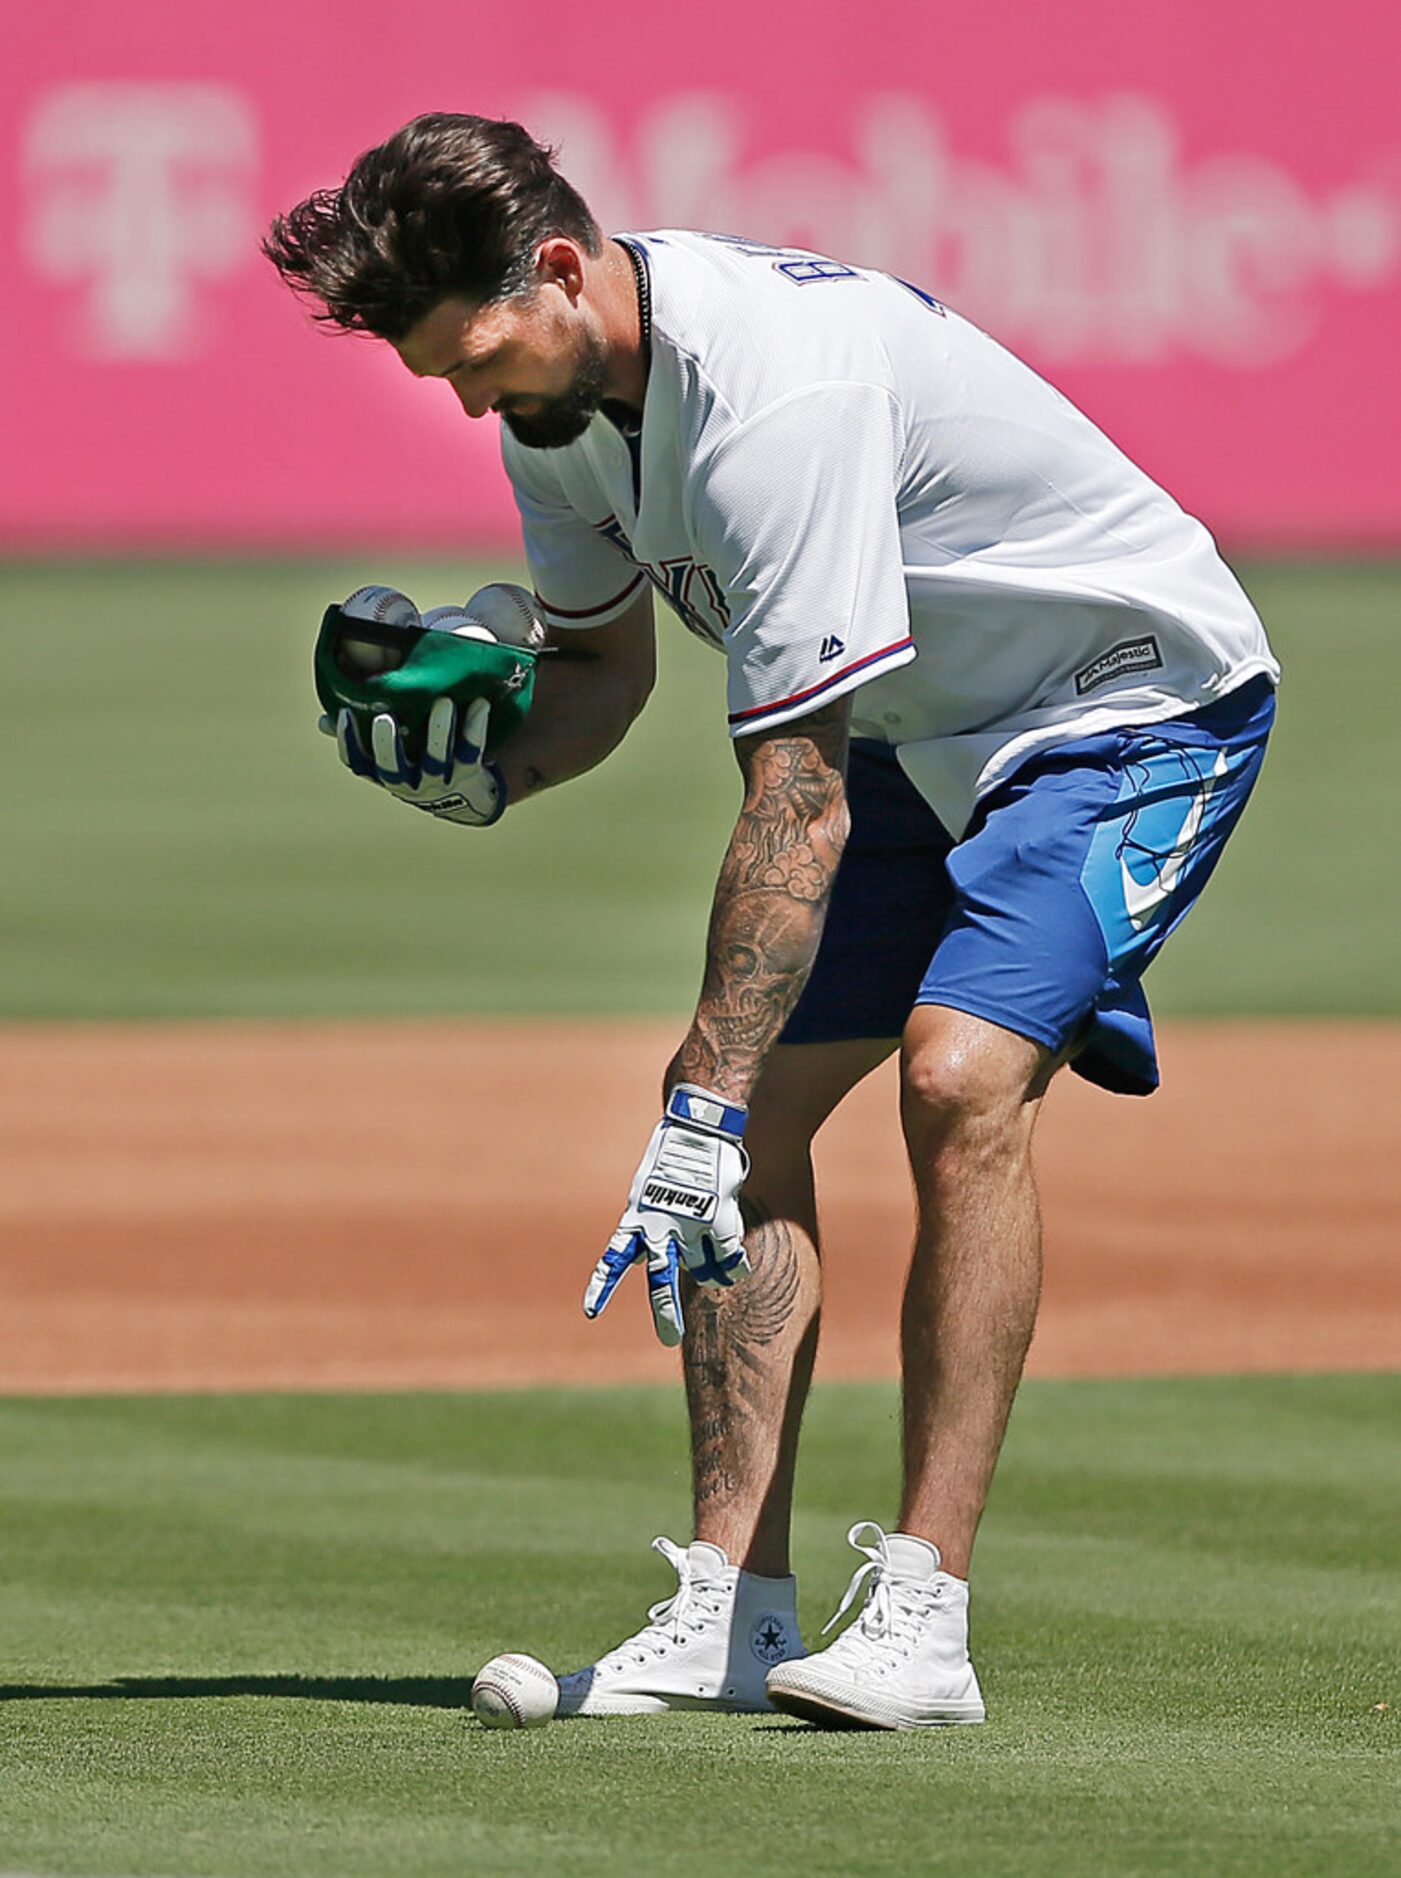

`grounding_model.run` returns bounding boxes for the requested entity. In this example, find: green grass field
[4,560,1397,1875]
[4,557,1399,1019]
[0,1376,1397,1877]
